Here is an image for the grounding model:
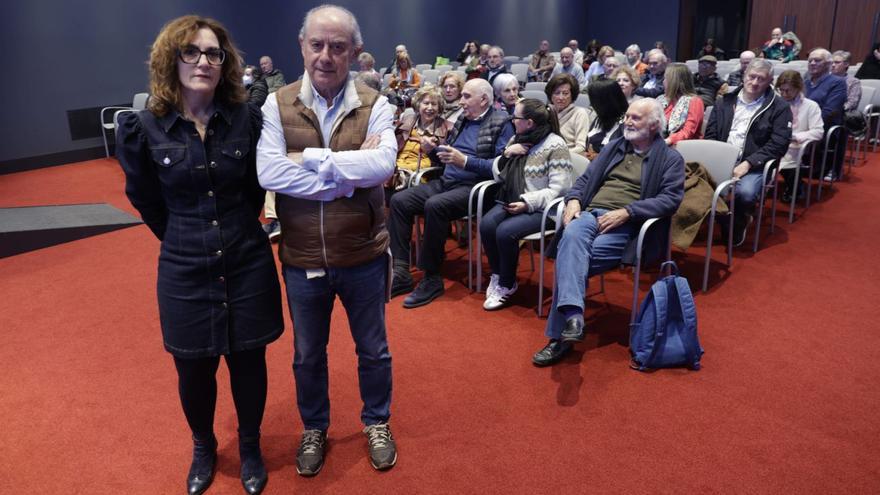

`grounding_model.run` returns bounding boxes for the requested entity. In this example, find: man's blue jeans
[733,170,764,222]
[544,209,636,339]
[282,255,392,431]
